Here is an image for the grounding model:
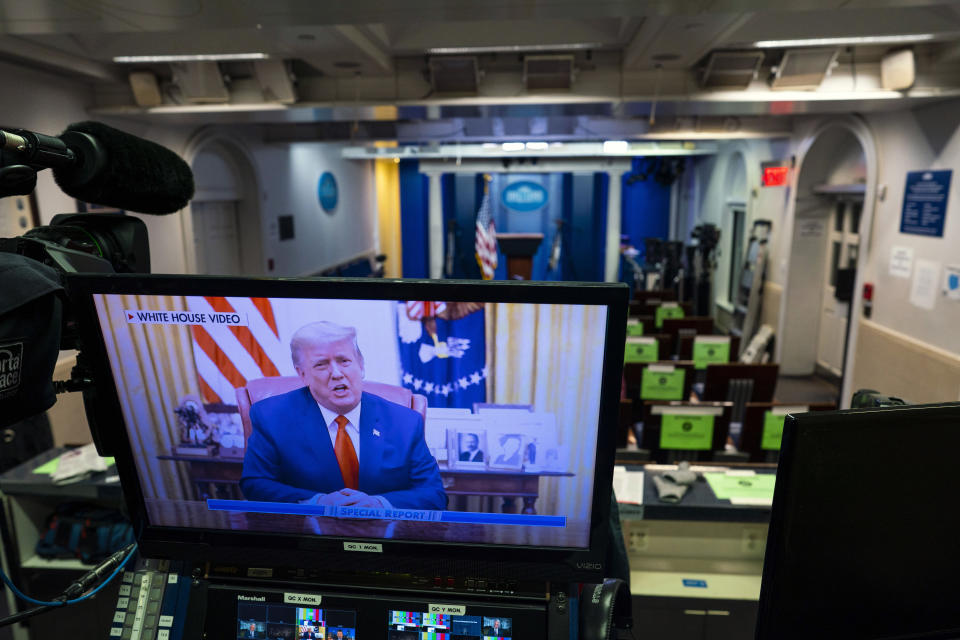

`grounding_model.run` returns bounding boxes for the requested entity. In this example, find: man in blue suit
[240,321,446,510]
